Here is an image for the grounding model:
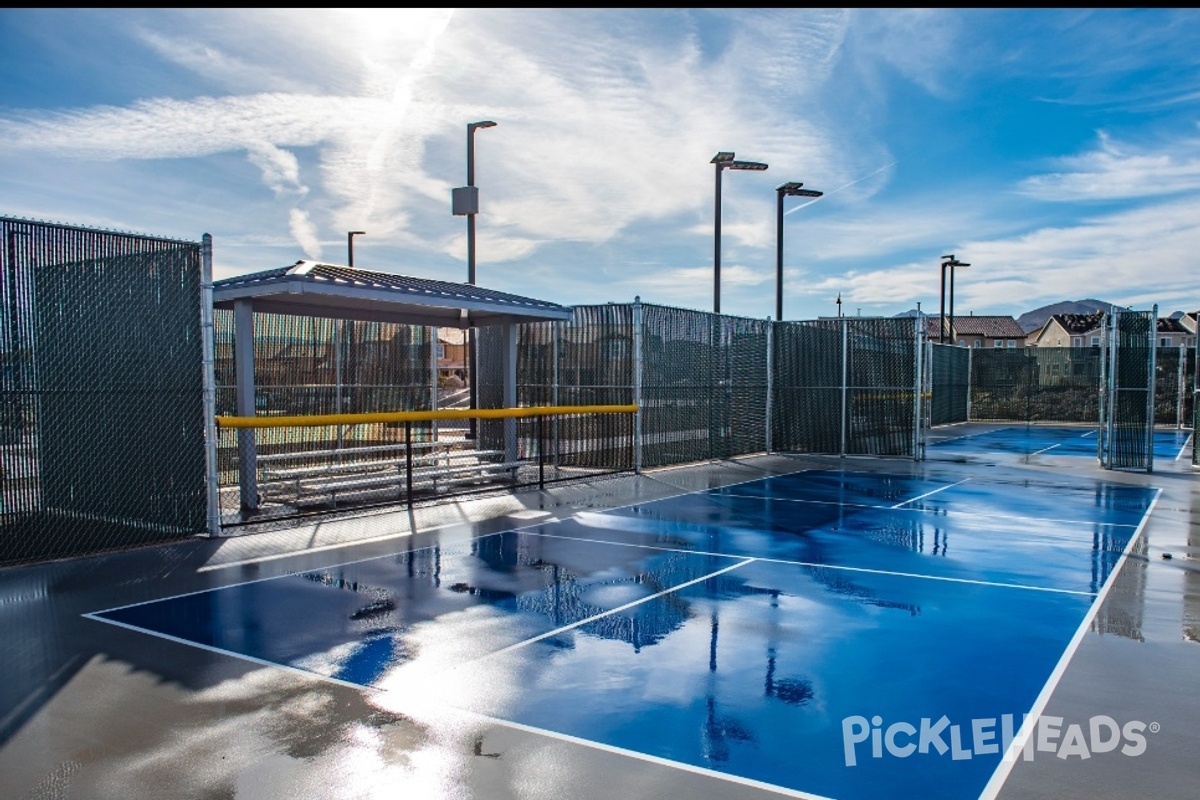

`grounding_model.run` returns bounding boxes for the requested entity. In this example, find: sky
[3,8,1200,322]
